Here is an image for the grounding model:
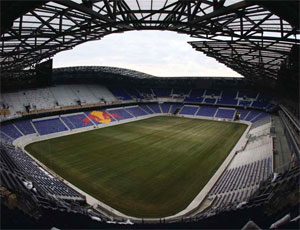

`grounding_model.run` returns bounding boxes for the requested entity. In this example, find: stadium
[0,1,299,229]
